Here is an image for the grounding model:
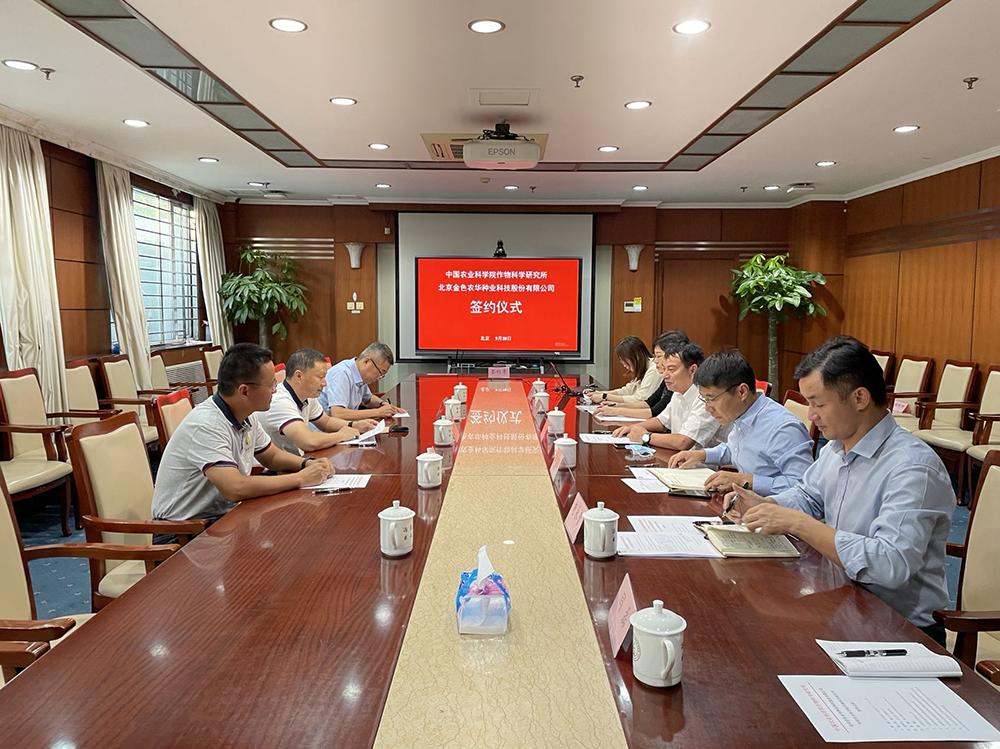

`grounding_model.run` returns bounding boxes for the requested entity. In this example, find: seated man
[153,343,334,524]
[668,349,814,494]
[261,348,378,455]
[596,330,688,419]
[613,341,723,451]
[731,337,954,643]
[320,341,405,421]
